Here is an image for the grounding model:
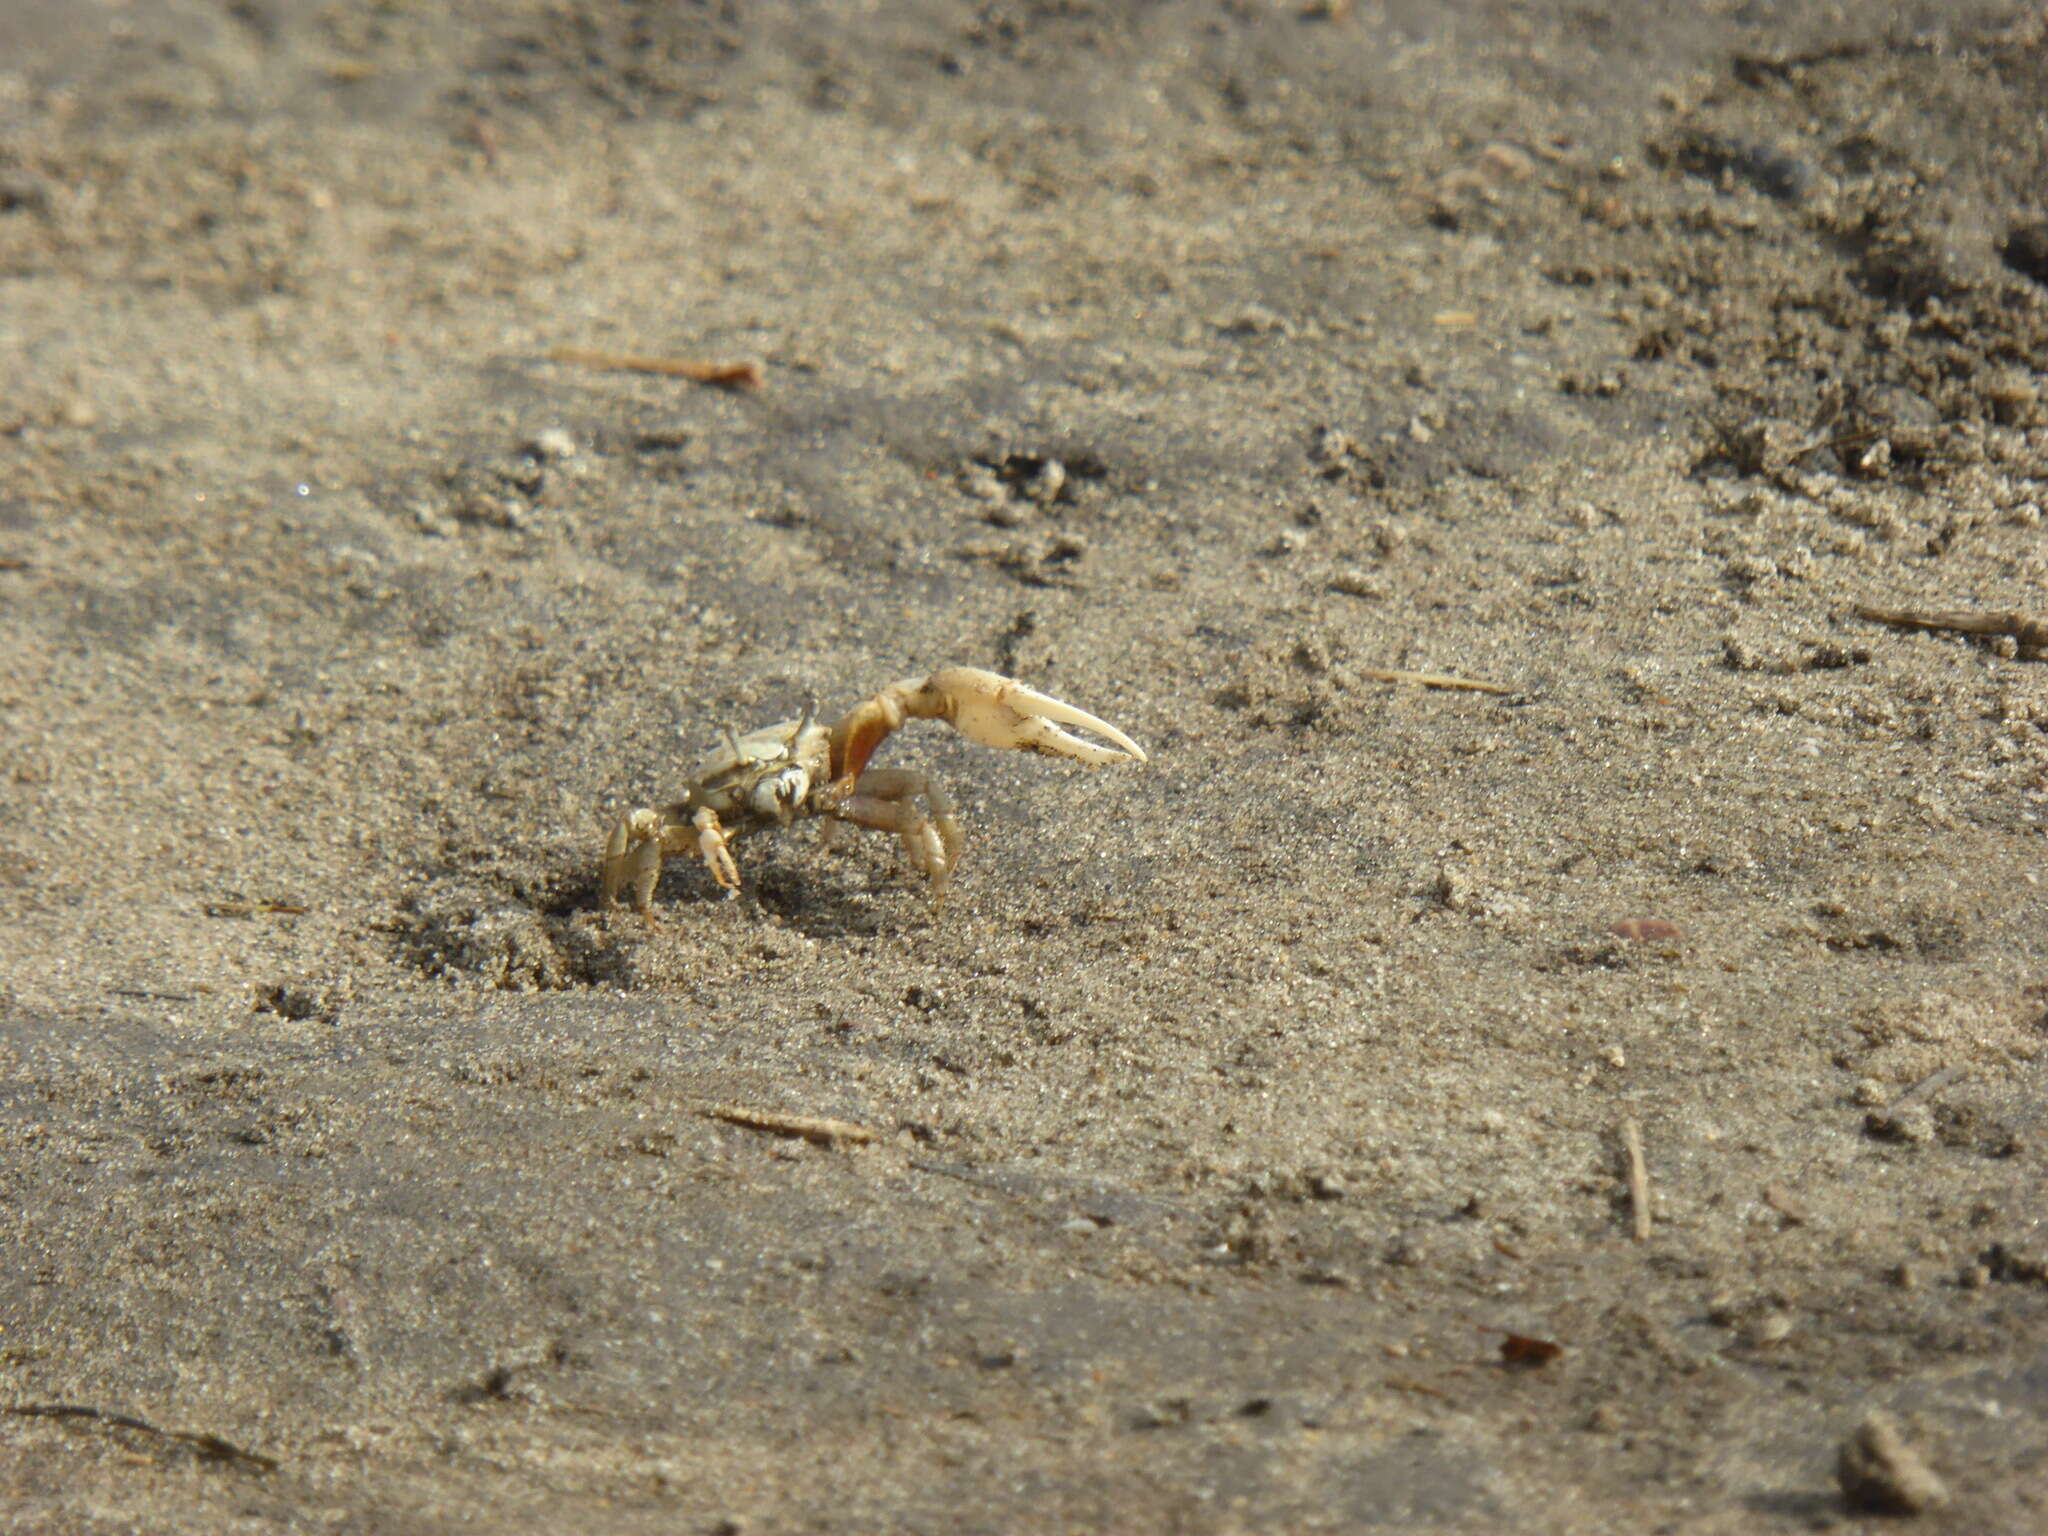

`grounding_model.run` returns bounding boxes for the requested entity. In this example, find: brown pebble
[1609,918,1683,942]
[1498,1331,1565,1367]
[1837,1411,1949,1514]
